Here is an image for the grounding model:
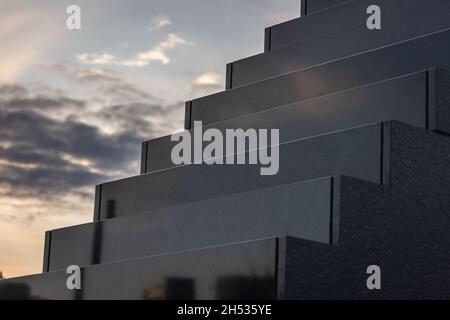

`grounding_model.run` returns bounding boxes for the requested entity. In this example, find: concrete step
[95,121,450,221]
[230,0,450,89]
[46,177,337,271]
[189,29,450,129]
[0,238,282,300]
[283,176,450,299]
[267,0,437,52]
[96,122,384,220]
[143,69,450,173]
[3,177,450,299]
